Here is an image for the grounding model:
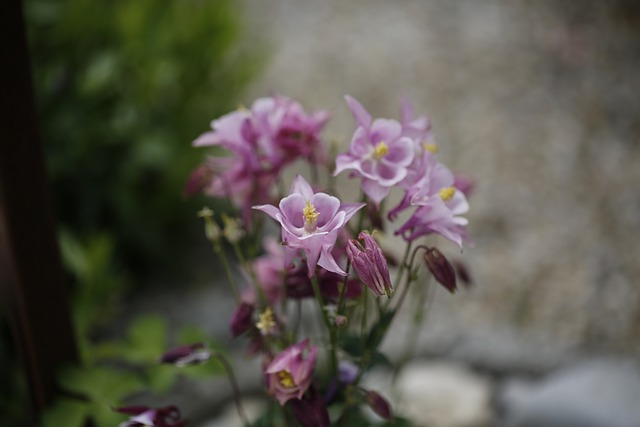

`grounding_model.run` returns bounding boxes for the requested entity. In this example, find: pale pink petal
[345,95,372,128]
